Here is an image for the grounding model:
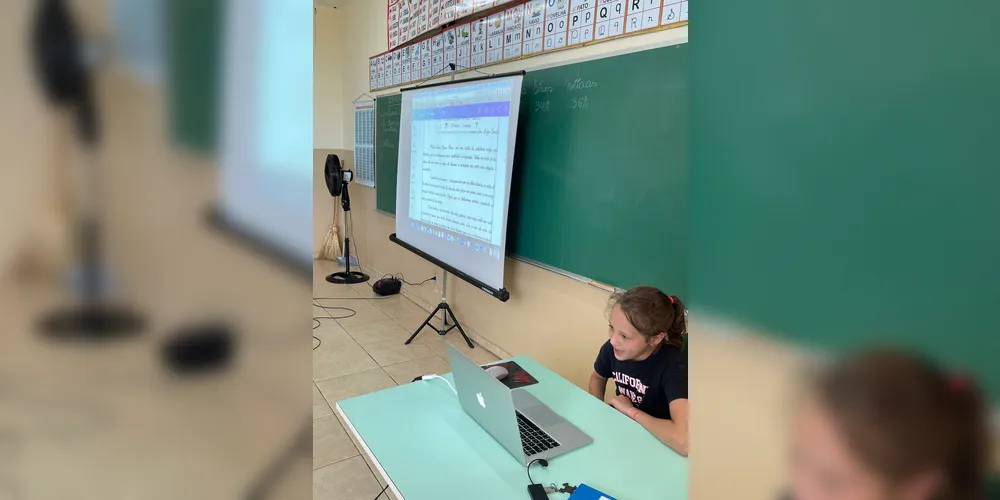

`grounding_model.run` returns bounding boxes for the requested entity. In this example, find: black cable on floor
[313,300,357,350]
[312,301,357,320]
[396,273,435,286]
